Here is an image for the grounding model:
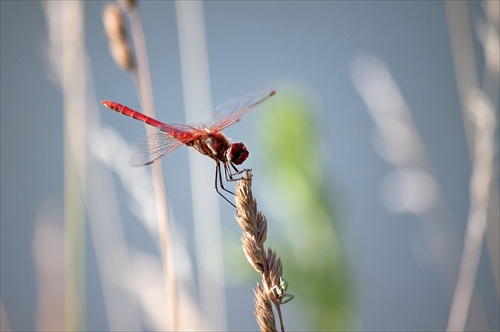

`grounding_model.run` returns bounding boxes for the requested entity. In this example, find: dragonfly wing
[159,123,205,141]
[208,90,275,131]
[129,133,184,167]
